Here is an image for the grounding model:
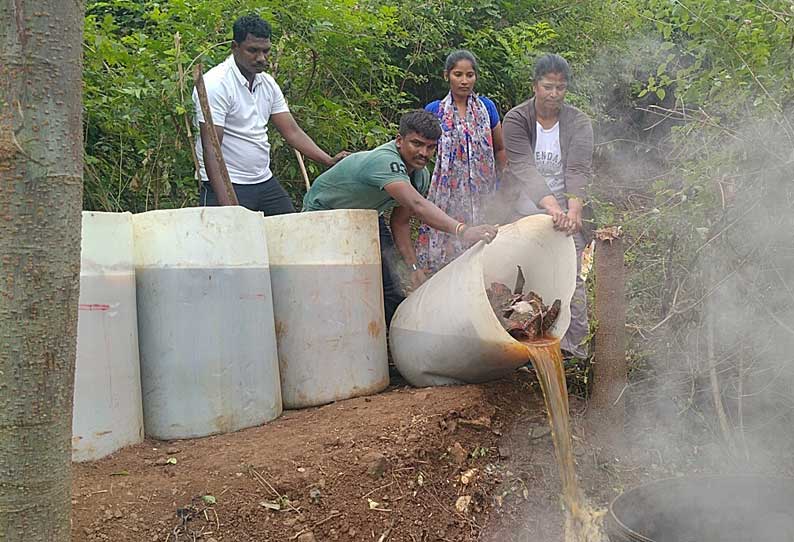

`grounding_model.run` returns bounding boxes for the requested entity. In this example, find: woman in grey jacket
[502,53,594,360]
